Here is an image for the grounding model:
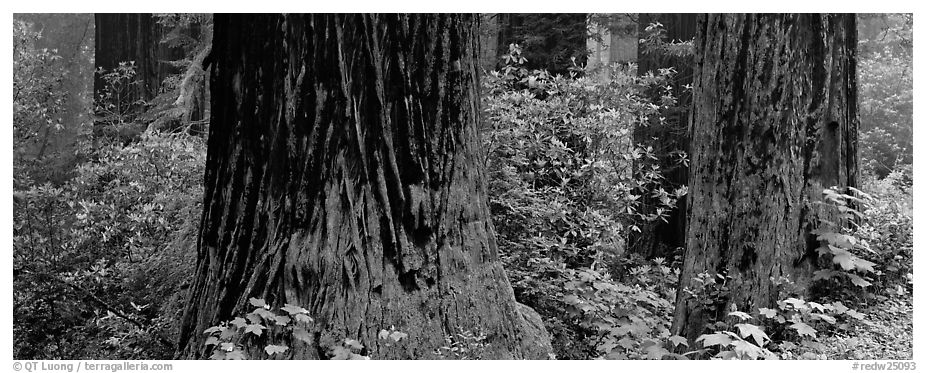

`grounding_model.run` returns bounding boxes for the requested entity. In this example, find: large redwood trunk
[177,14,550,360]
[672,13,859,342]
